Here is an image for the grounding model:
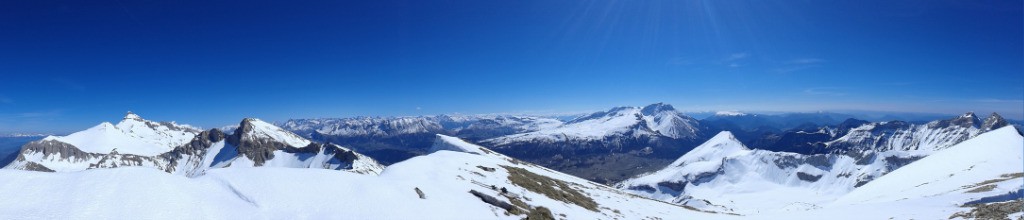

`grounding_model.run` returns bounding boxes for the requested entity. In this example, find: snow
[0,136,740,220]
[620,126,1023,218]
[429,134,486,154]
[8,151,99,172]
[618,131,936,215]
[6,116,384,176]
[43,113,199,156]
[485,104,701,145]
[242,119,311,147]
[832,126,1023,205]
[757,126,1024,219]
[278,115,562,137]
[222,144,385,175]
